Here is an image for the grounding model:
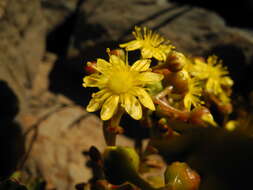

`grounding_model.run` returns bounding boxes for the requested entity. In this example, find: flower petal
[159,44,174,55]
[131,59,151,72]
[120,40,143,51]
[138,72,164,85]
[83,73,107,88]
[109,55,126,69]
[86,89,111,112]
[95,58,112,73]
[101,95,119,120]
[131,87,155,111]
[221,76,233,86]
[152,49,167,61]
[183,94,192,111]
[141,47,153,59]
[206,79,222,94]
[121,94,142,120]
